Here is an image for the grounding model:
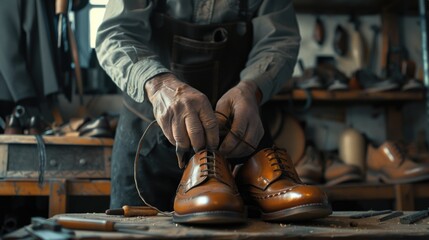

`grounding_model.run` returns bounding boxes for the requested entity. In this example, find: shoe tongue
[252,149,300,190]
[182,151,235,192]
